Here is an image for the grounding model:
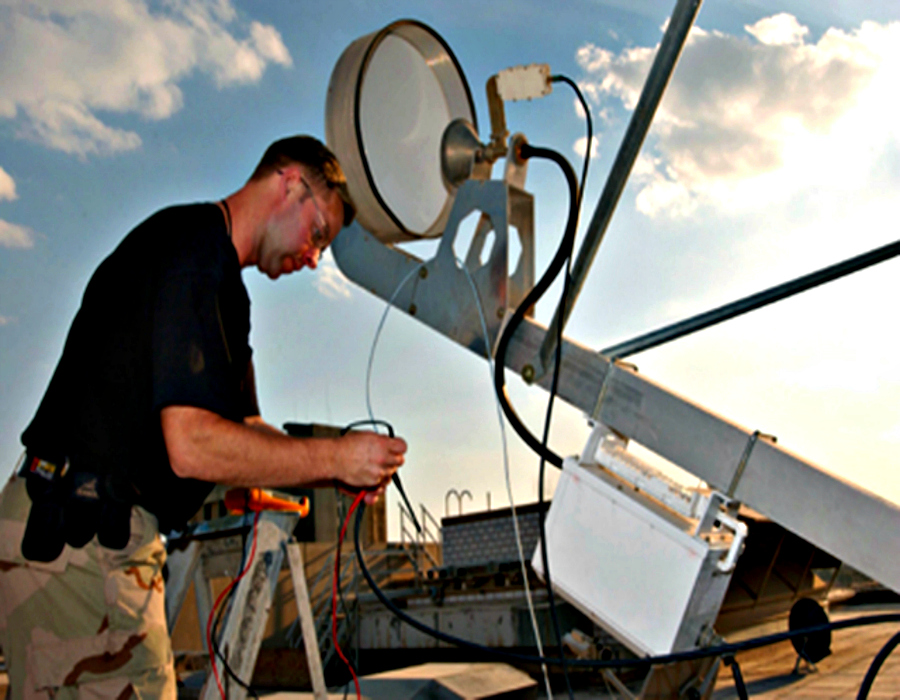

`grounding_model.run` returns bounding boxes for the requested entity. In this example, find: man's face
[259,170,344,279]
